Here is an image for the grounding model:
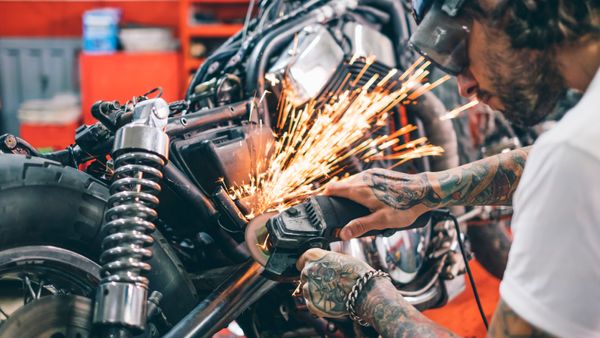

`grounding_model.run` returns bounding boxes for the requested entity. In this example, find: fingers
[296,248,329,271]
[322,180,353,198]
[339,210,387,240]
[322,171,387,211]
[323,179,379,210]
